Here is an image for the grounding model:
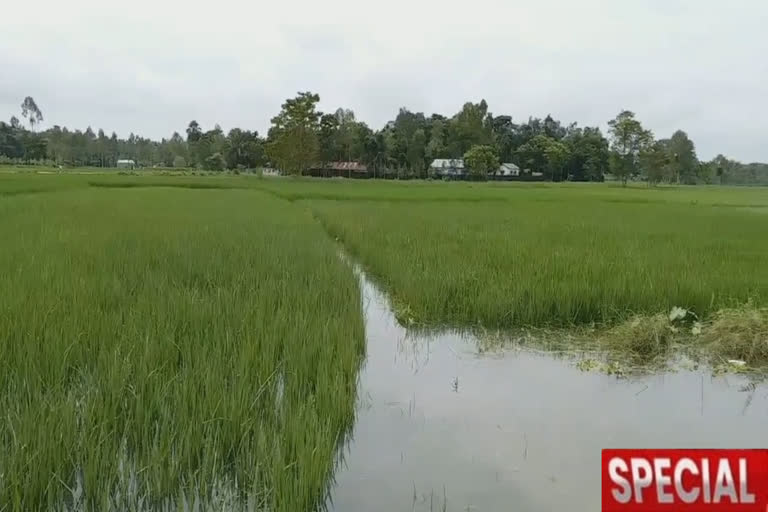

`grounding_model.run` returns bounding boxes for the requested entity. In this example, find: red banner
[602,449,768,511]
